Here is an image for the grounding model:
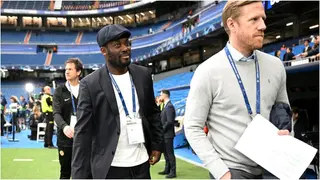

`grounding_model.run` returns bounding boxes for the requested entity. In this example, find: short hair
[305,39,310,43]
[161,90,170,97]
[65,58,84,74]
[287,47,292,52]
[222,0,262,34]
